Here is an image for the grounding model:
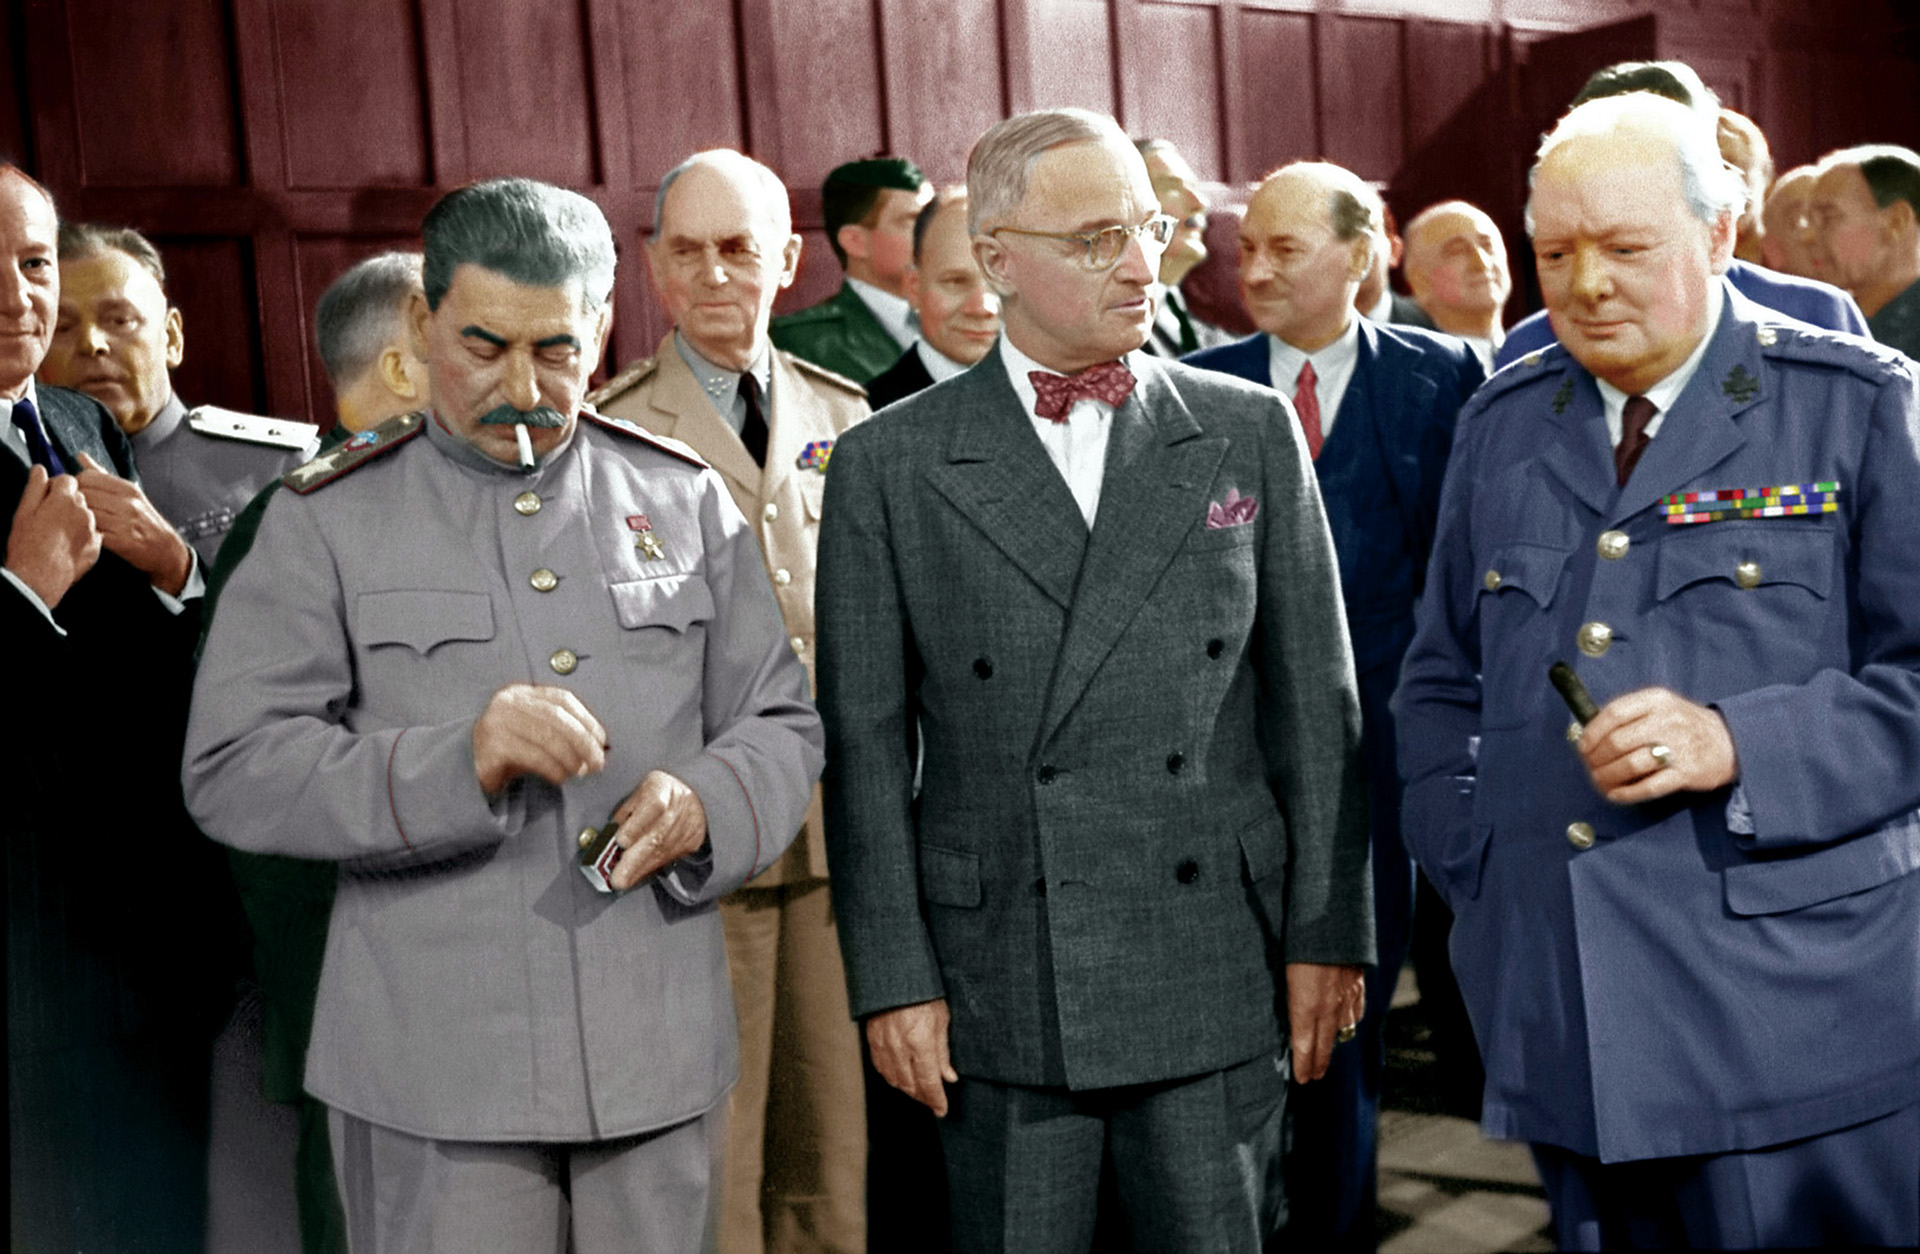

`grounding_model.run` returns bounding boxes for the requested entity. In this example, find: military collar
[1591,279,1725,442]
[131,392,188,448]
[673,330,771,422]
[422,407,578,478]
